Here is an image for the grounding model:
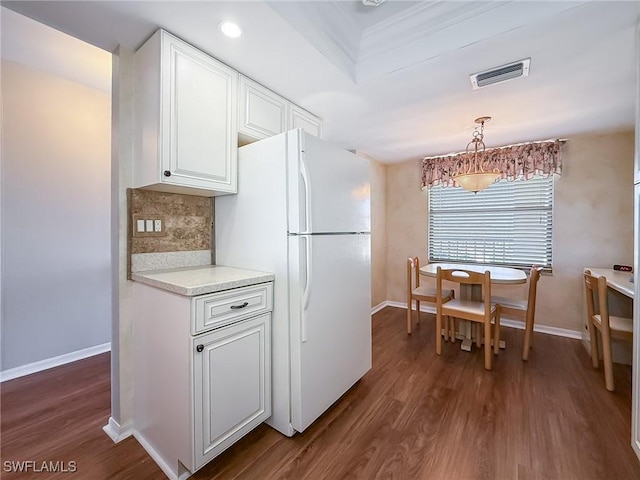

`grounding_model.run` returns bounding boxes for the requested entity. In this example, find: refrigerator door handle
[301,235,312,343]
[300,156,311,233]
